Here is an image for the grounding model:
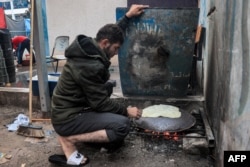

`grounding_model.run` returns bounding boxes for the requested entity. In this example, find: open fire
[131,112,208,141]
[129,109,214,154]
[143,129,180,141]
